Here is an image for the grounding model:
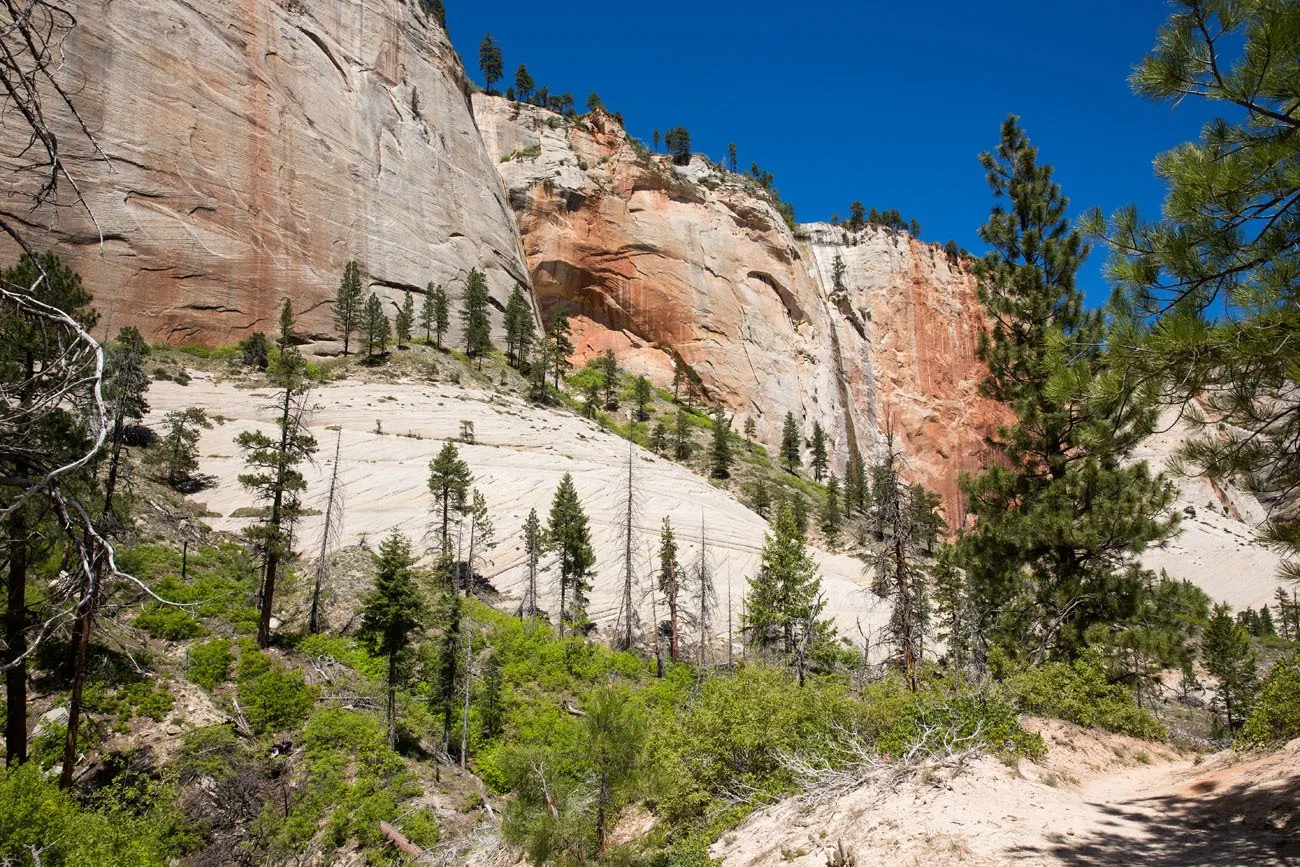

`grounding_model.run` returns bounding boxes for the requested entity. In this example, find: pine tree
[480,653,504,738]
[430,589,462,753]
[514,64,534,103]
[100,327,150,519]
[650,420,669,454]
[955,117,1176,664]
[461,267,493,367]
[1096,4,1300,585]
[478,33,503,94]
[547,313,574,387]
[359,532,426,748]
[744,500,835,684]
[672,358,685,401]
[633,375,652,421]
[780,412,801,473]
[790,494,809,541]
[425,283,450,348]
[582,378,601,419]
[743,415,757,444]
[334,260,364,355]
[147,407,214,489]
[428,442,472,558]
[664,126,691,165]
[396,290,415,347]
[519,508,544,621]
[1202,603,1259,735]
[820,474,841,543]
[237,348,319,647]
[598,349,620,409]
[709,405,732,479]
[528,339,552,403]
[584,685,646,853]
[503,284,535,369]
[278,297,293,348]
[547,473,596,635]
[752,478,771,517]
[658,517,681,662]
[848,201,866,231]
[727,142,738,173]
[362,292,390,360]
[810,422,828,482]
[461,487,495,594]
[652,128,660,152]
[673,408,691,461]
